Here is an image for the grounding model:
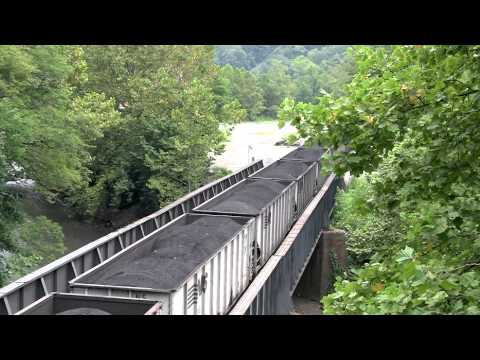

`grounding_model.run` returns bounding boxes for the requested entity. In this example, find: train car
[281,145,324,162]
[69,214,256,315]
[281,145,326,191]
[249,160,317,216]
[15,292,158,315]
[193,178,297,271]
[0,160,263,316]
